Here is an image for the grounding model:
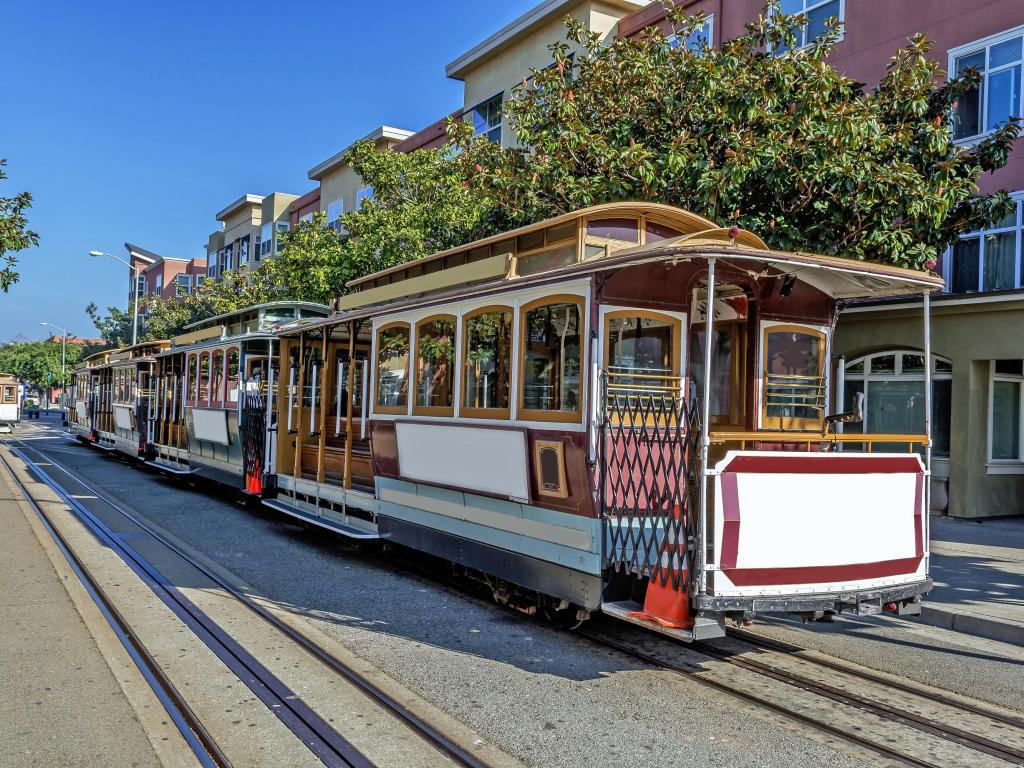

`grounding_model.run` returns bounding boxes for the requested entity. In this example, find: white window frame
[987,360,1024,473]
[772,0,845,51]
[943,190,1024,293]
[275,221,290,255]
[948,25,1024,145]
[356,186,374,209]
[175,274,191,297]
[326,199,344,229]
[666,14,714,53]
[154,274,163,295]
[469,93,503,144]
